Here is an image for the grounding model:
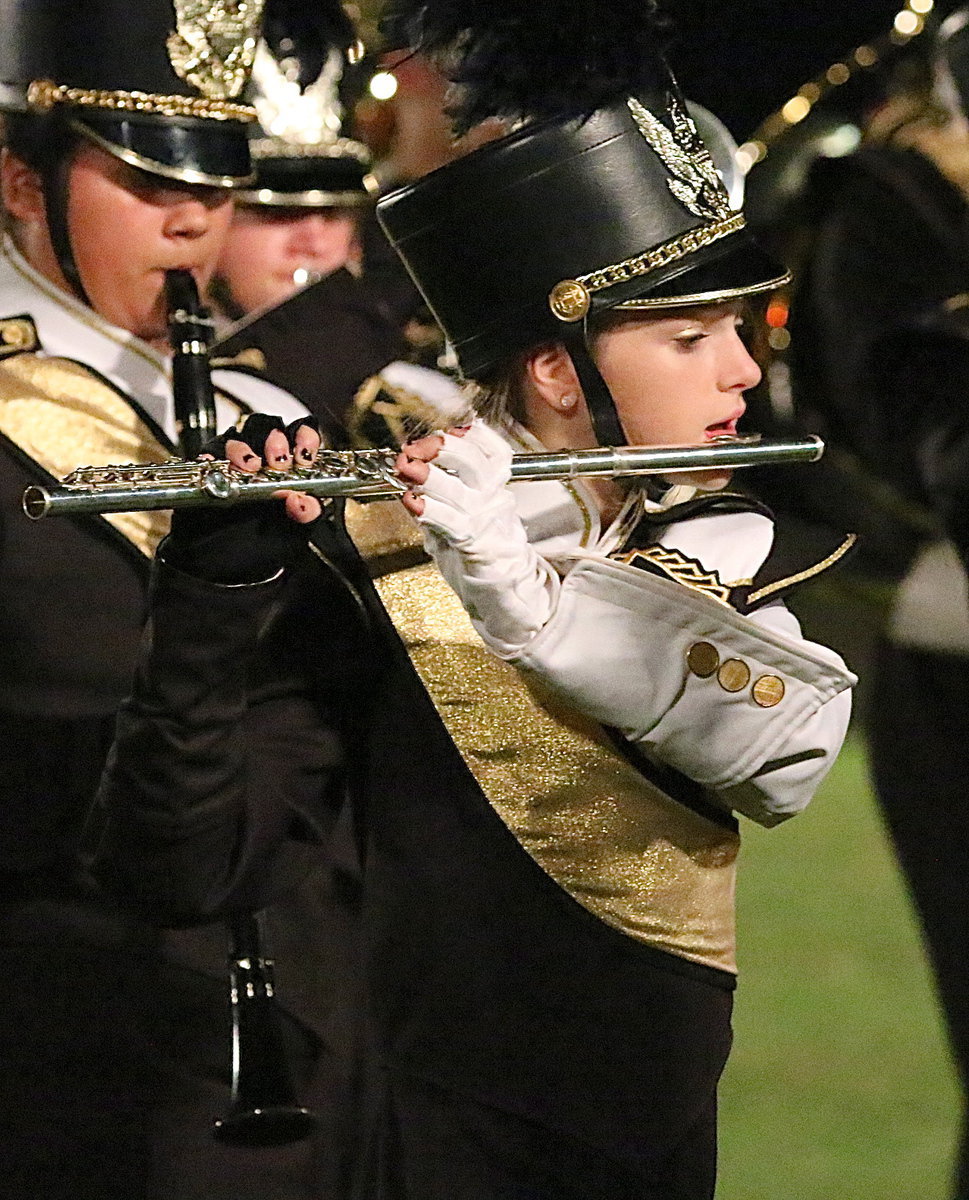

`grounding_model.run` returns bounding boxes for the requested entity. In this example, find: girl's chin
[678,467,734,492]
